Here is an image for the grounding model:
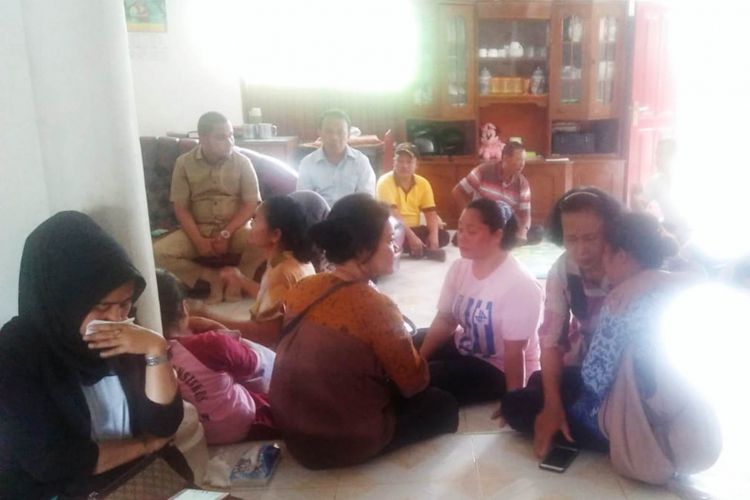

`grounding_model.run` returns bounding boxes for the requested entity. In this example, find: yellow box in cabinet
[489,77,524,95]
